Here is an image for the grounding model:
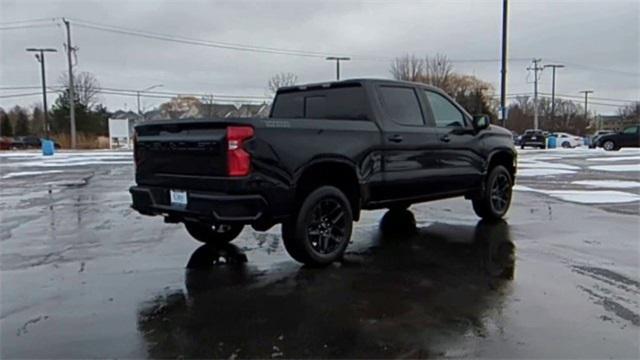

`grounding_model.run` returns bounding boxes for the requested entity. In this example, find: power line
[0,17,57,26]
[0,23,57,31]
[69,18,531,64]
[540,92,637,103]
[0,91,58,99]
[70,19,337,59]
[547,58,639,77]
